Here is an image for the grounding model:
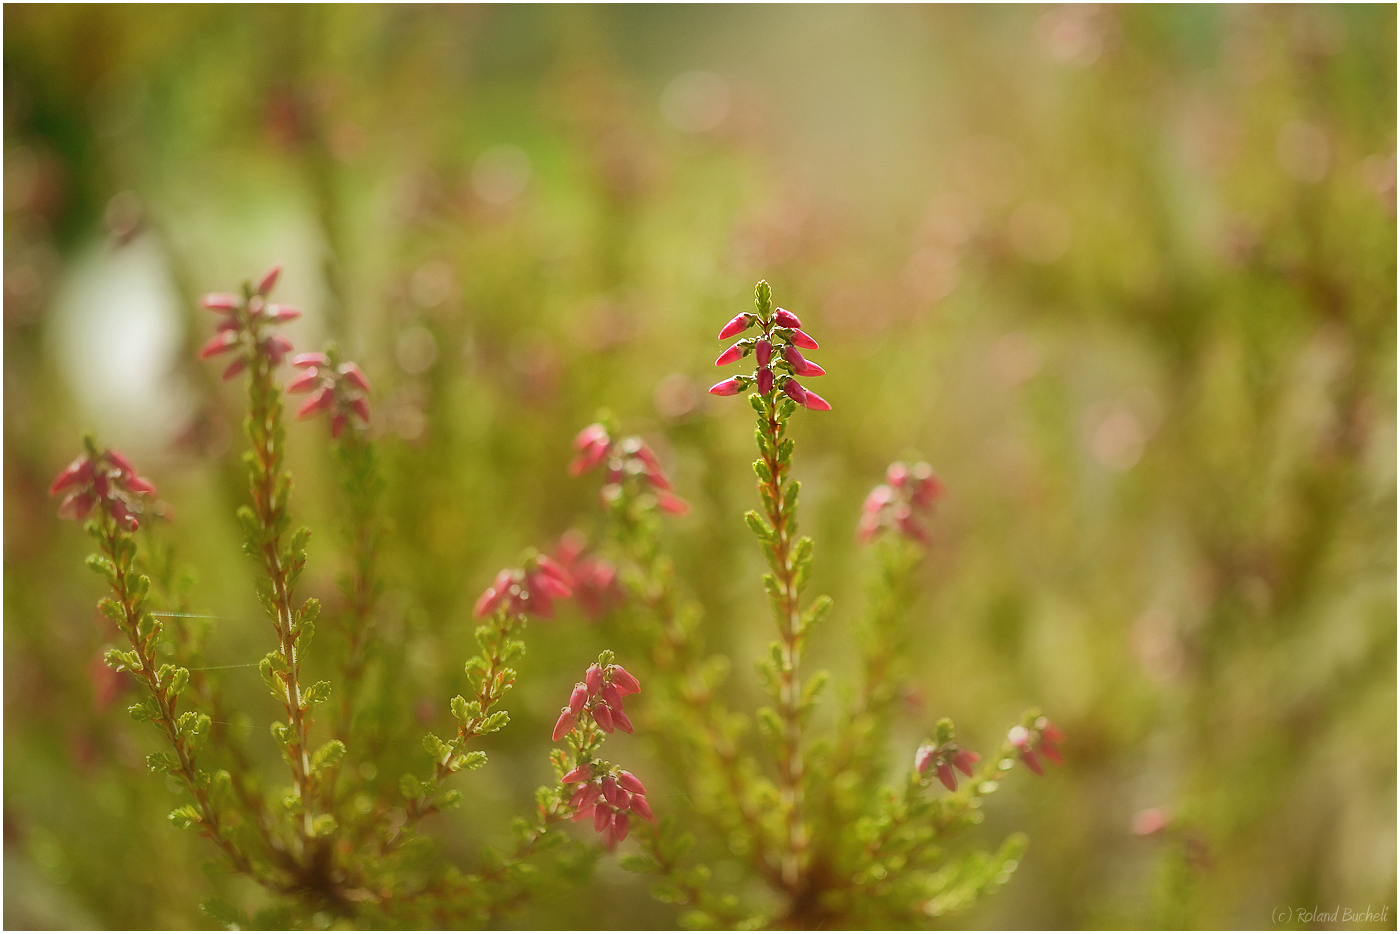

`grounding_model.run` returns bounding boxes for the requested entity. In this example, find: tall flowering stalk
[52,439,285,889]
[710,280,832,888]
[201,266,325,845]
